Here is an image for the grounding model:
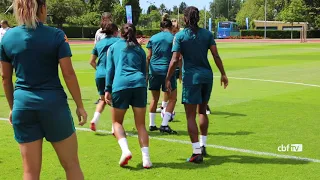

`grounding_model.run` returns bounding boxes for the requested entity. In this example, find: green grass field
[1,42,320,180]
